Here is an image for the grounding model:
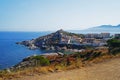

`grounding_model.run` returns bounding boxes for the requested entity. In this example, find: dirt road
[13,58,120,80]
